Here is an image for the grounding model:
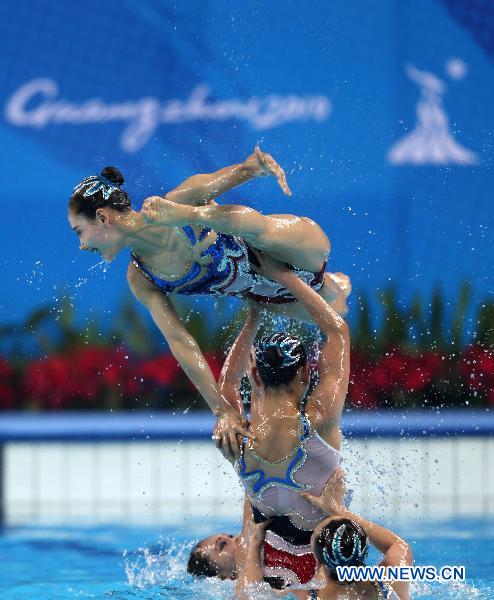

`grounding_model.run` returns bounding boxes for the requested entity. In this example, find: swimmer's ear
[95,208,110,225]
